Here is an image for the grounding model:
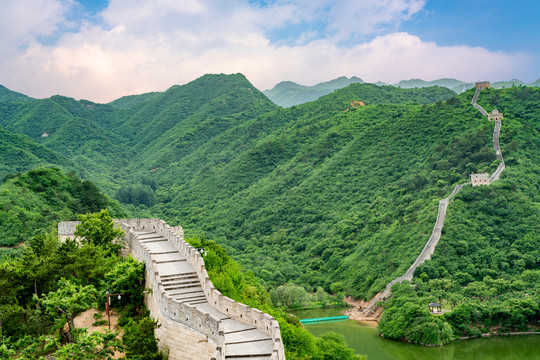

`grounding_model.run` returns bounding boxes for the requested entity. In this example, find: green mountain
[263,76,364,107]
[530,79,540,87]
[0,85,33,103]
[0,127,71,182]
[492,79,525,88]
[107,91,160,109]
[146,87,496,297]
[115,73,277,167]
[395,78,475,93]
[0,168,124,248]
